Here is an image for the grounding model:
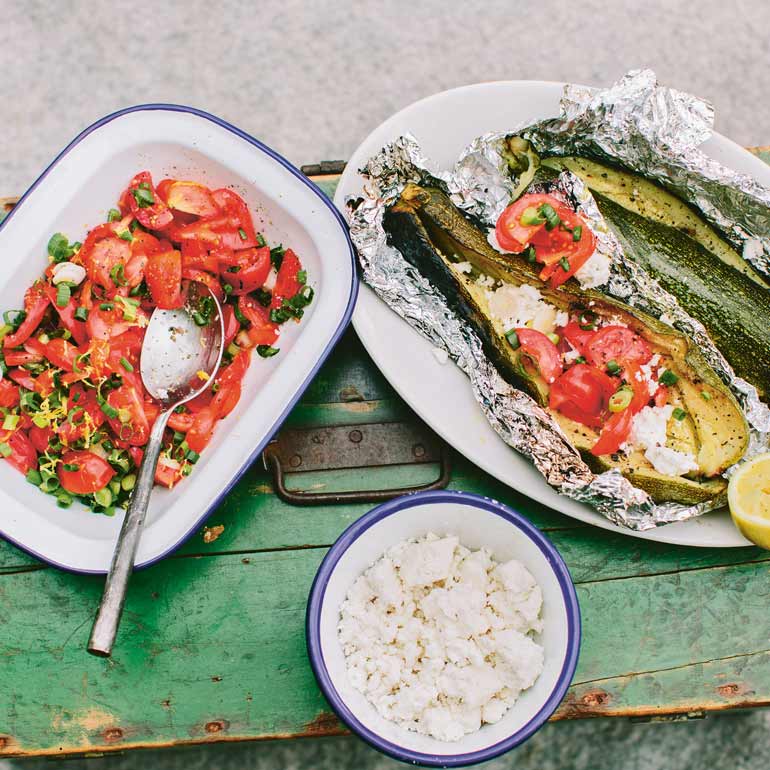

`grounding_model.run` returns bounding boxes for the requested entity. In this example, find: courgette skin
[594,194,770,397]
